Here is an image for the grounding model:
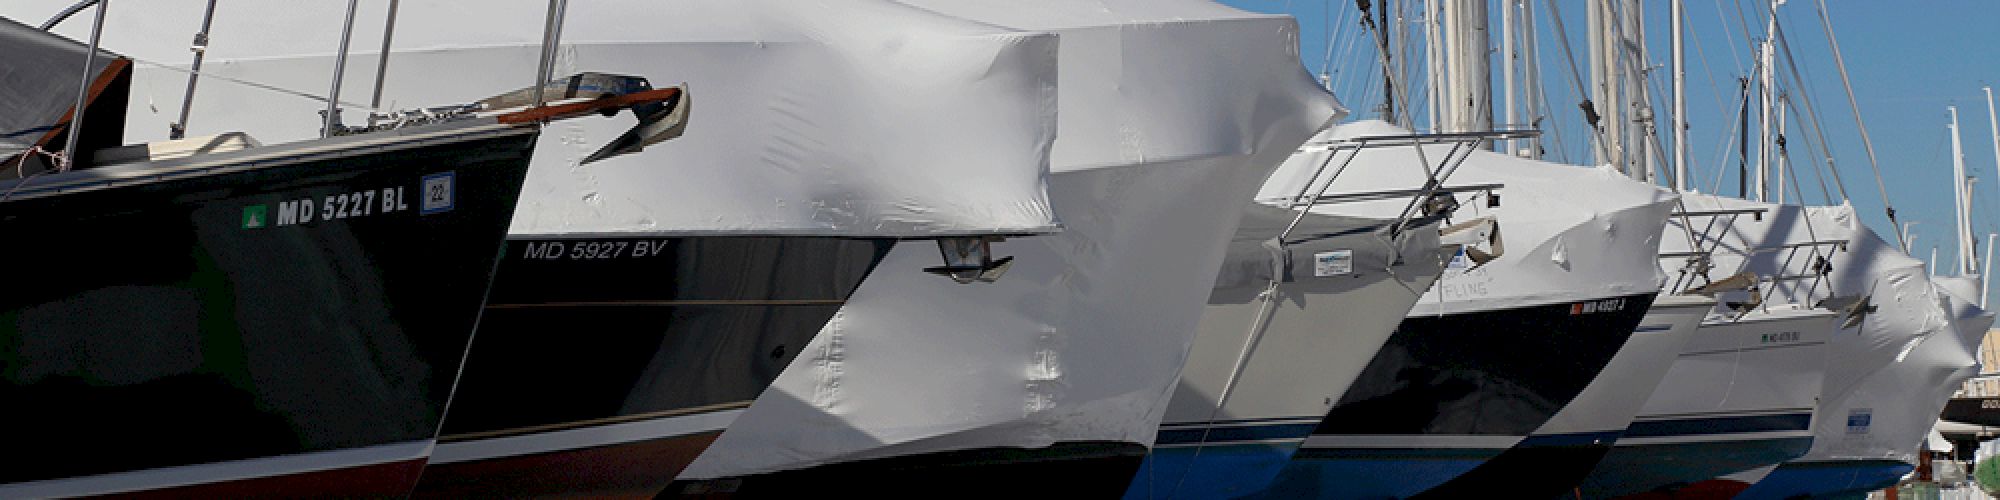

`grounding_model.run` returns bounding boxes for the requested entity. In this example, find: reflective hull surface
[0,125,537,497]
[415,236,894,498]
[1263,293,1654,499]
